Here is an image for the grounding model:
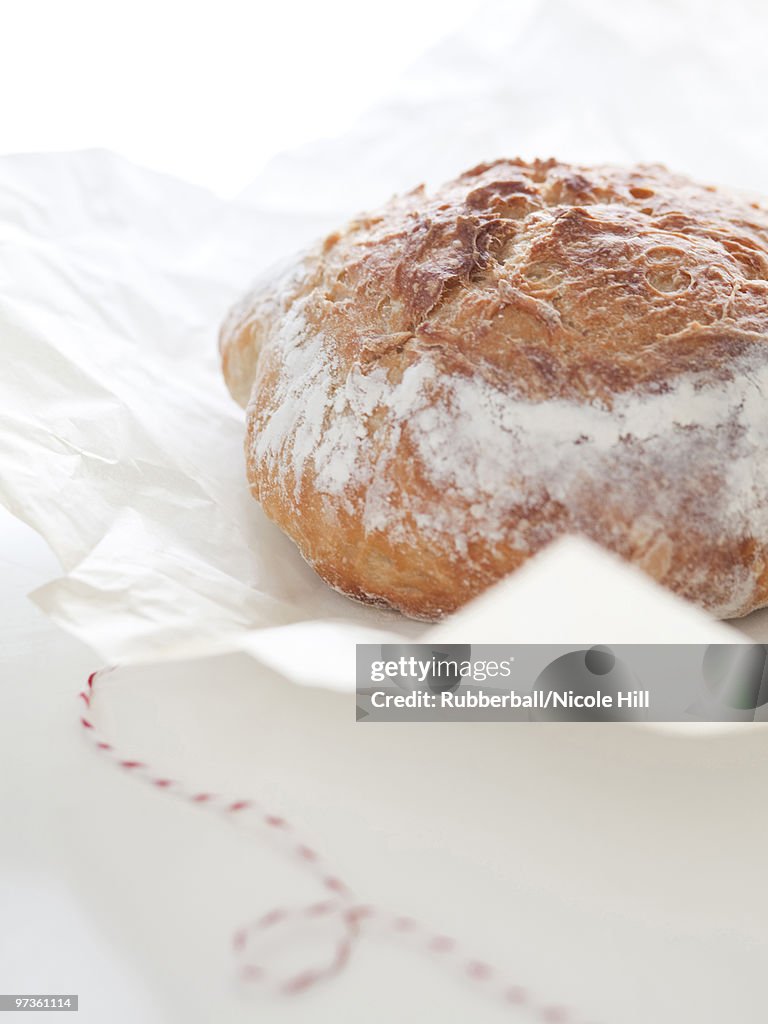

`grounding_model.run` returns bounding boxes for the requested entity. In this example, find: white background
[0,0,484,195]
